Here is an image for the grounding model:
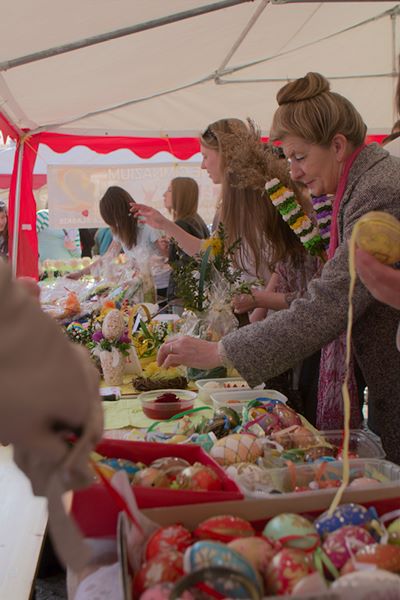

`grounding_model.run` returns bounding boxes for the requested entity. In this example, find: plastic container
[195,377,265,405]
[210,389,288,414]
[72,440,243,537]
[139,389,196,420]
[266,428,386,462]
